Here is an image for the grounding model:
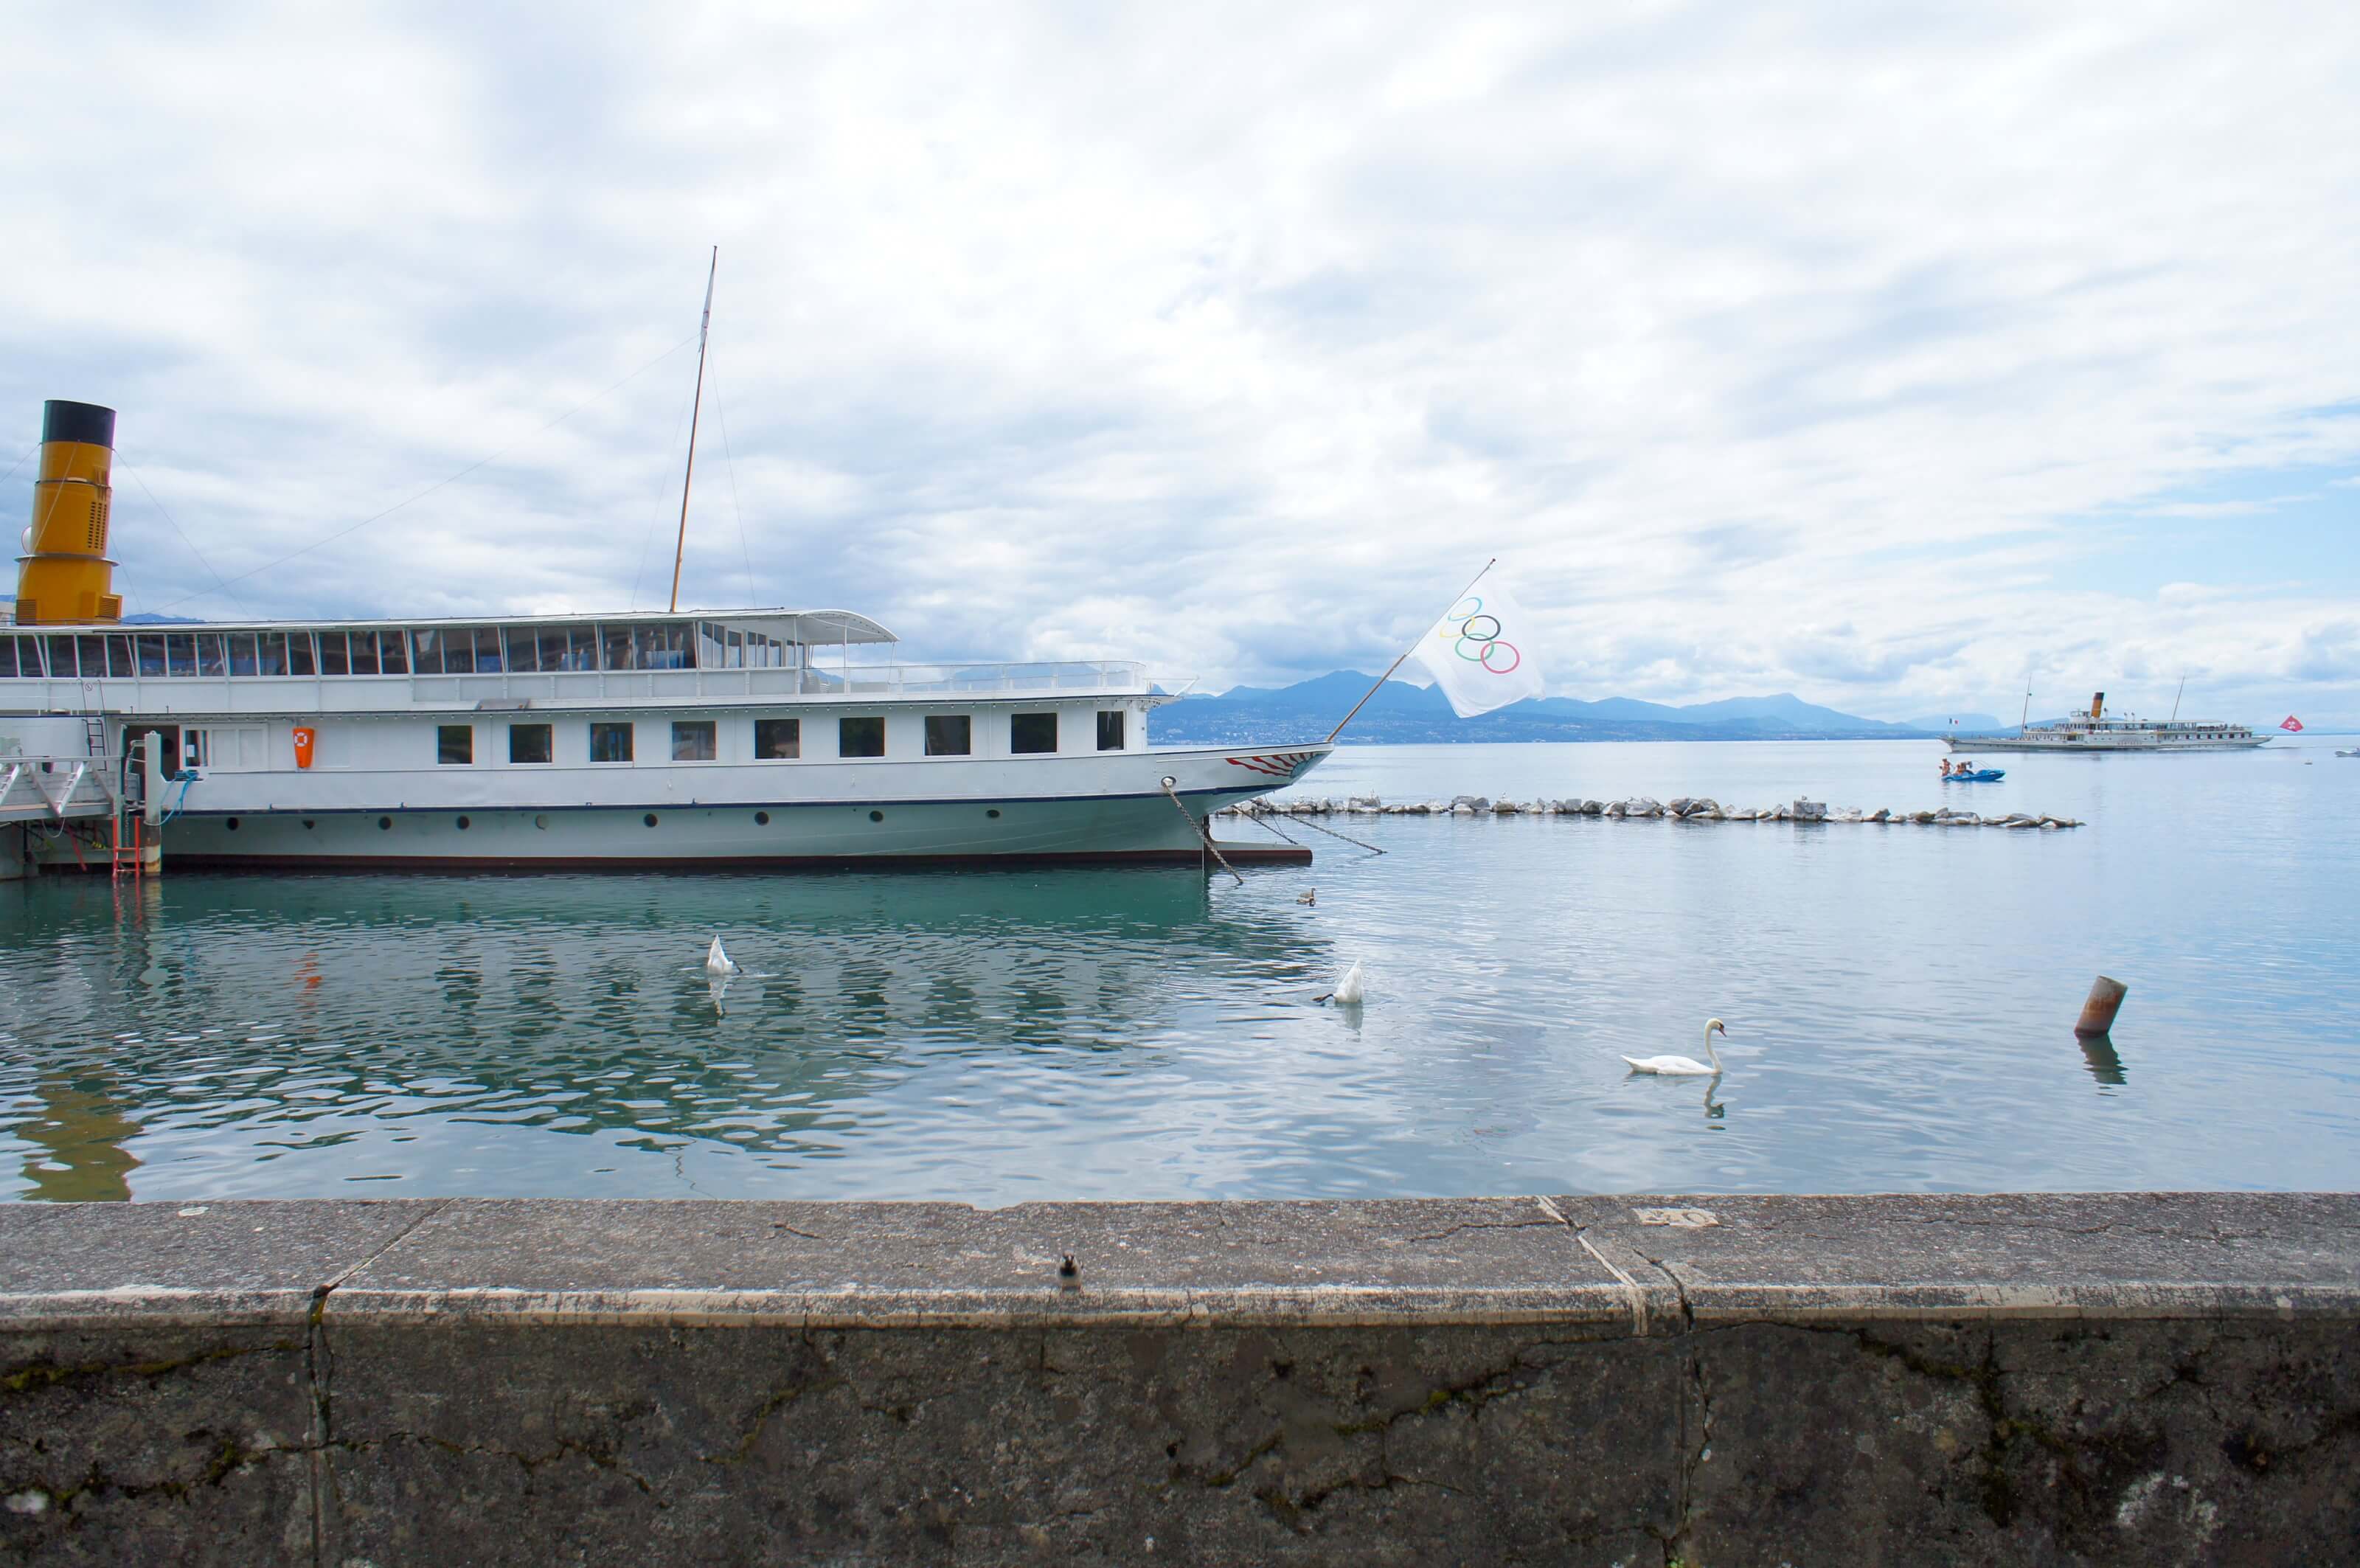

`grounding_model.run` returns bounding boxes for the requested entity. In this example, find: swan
[1316,960,1366,1005]
[1624,1019,1728,1076]
[704,936,740,977]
